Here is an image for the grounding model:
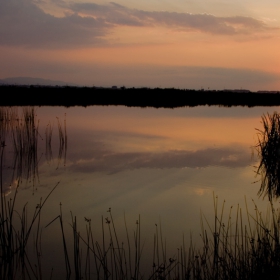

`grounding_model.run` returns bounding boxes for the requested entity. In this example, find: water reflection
[256,112,280,200]
[1,105,278,279]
